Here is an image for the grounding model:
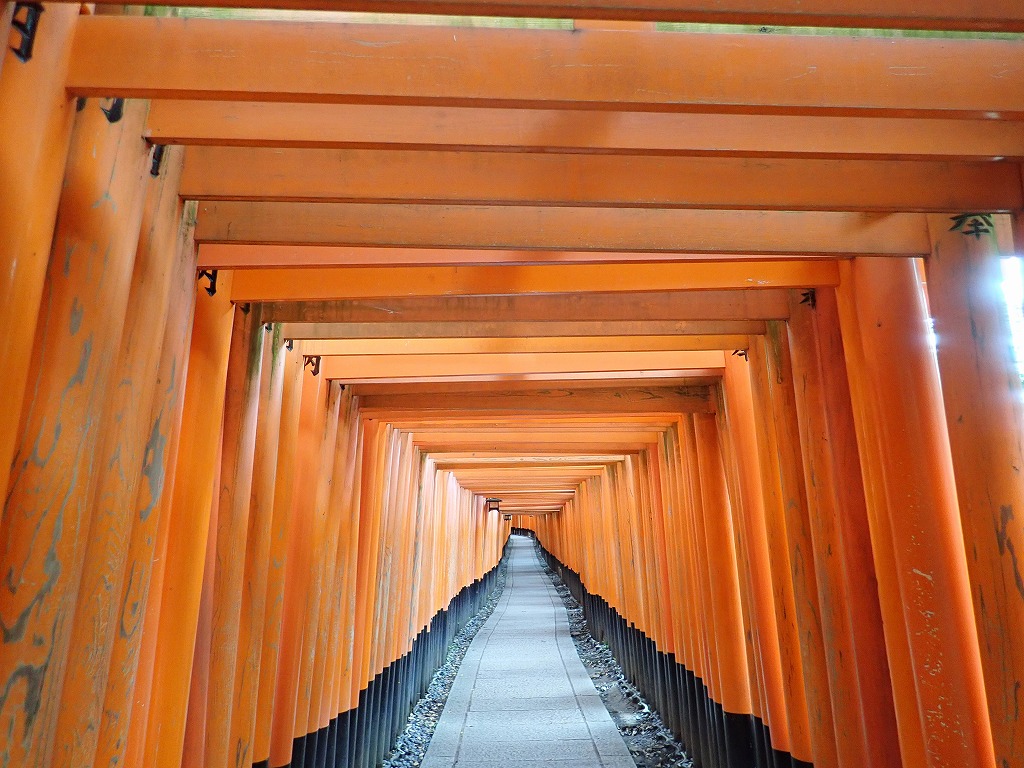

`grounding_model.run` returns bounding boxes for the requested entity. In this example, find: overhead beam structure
[150,102,1024,161]
[181,148,1024,212]
[228,262,839,301]
[196,202,931,254]
[4,8,1024,768]
[48,0,1024,31]
[69,17,1024,116]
